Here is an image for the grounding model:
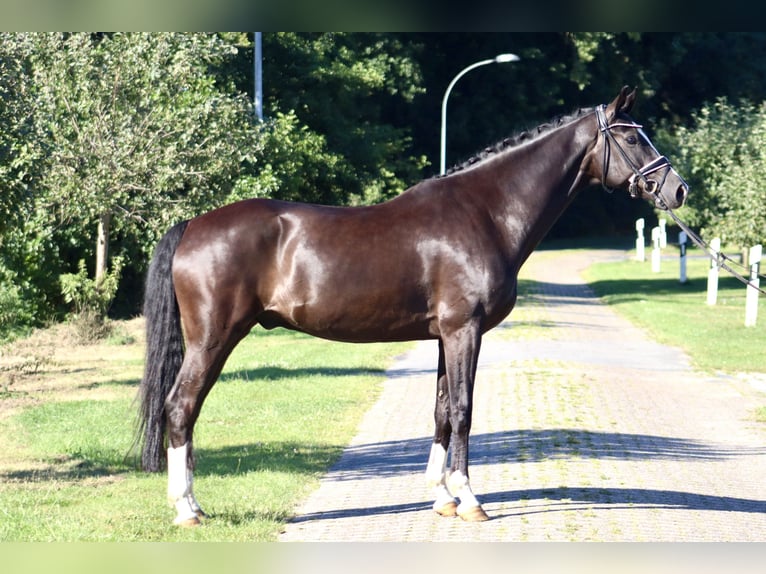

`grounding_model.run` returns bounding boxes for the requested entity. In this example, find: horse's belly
[264,293,434,343]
